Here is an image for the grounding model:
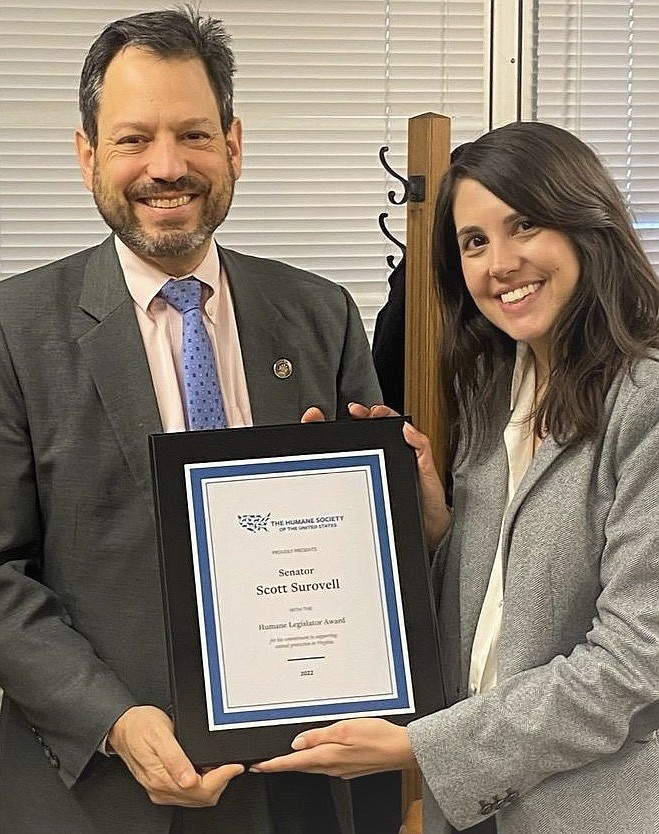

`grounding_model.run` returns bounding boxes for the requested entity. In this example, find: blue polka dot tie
[158,277,227,430]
